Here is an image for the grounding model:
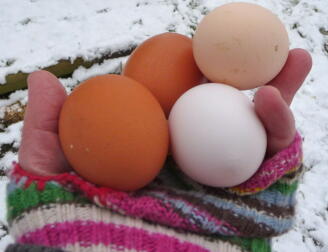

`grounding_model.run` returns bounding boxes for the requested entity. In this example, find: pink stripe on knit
[108,193,239,235]
[104,194,201,231]
[18,221,210,252]
[11,164,201,234]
